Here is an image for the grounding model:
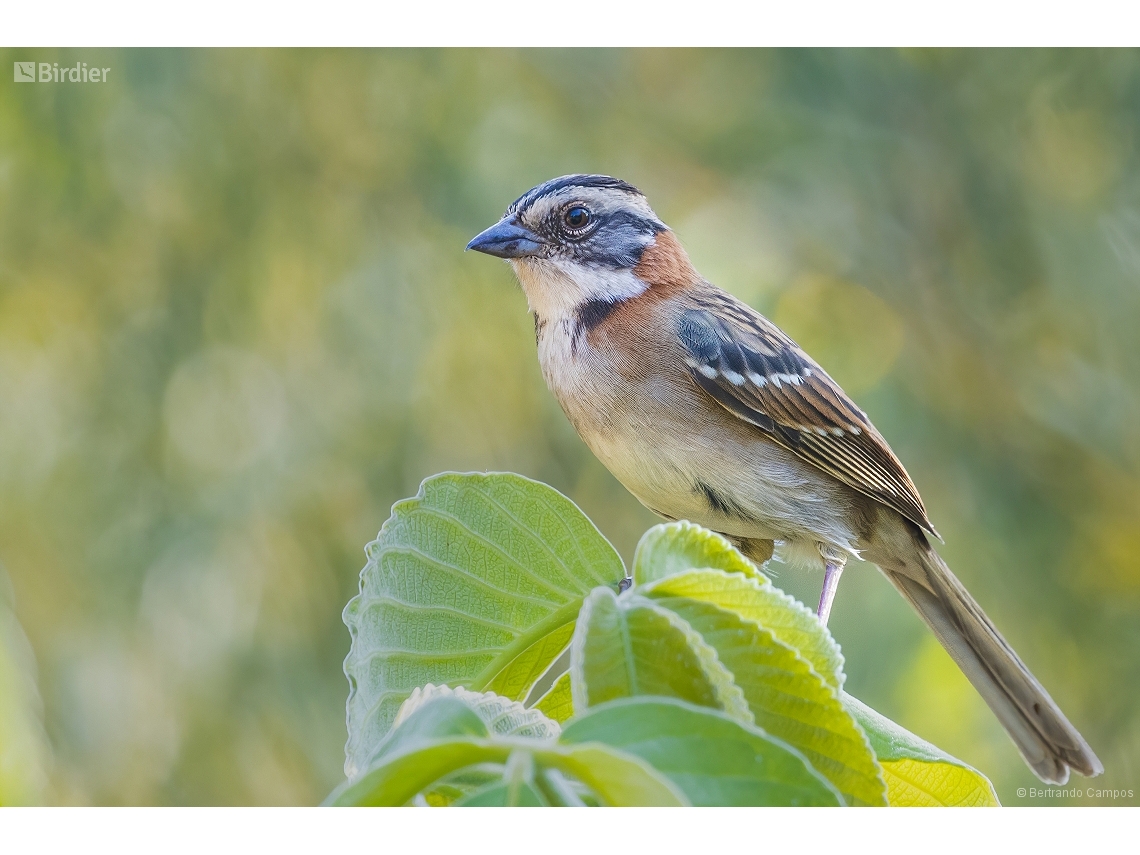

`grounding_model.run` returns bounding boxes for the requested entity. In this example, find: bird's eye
[563,206,592,231]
